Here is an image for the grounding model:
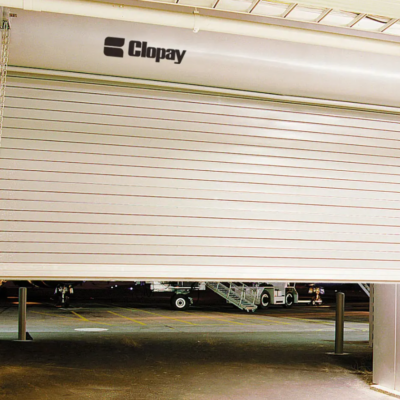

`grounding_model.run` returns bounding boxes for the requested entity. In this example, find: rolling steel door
[1,73,400,282]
